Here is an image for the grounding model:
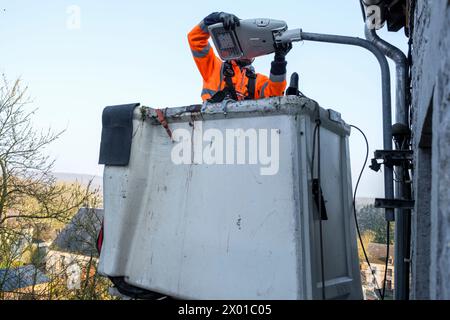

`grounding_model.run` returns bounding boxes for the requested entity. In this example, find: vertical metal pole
[299,31,395,222]
[364,28,411,300]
